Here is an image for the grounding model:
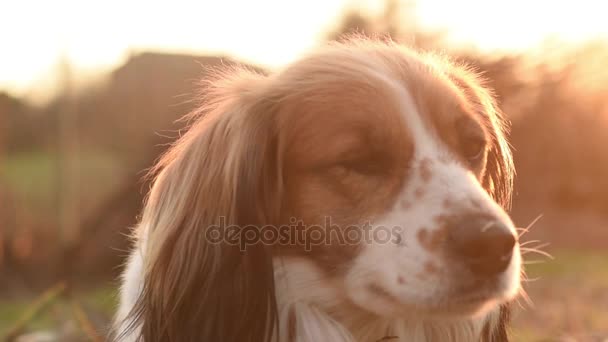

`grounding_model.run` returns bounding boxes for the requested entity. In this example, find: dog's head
[128,39,518,341]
